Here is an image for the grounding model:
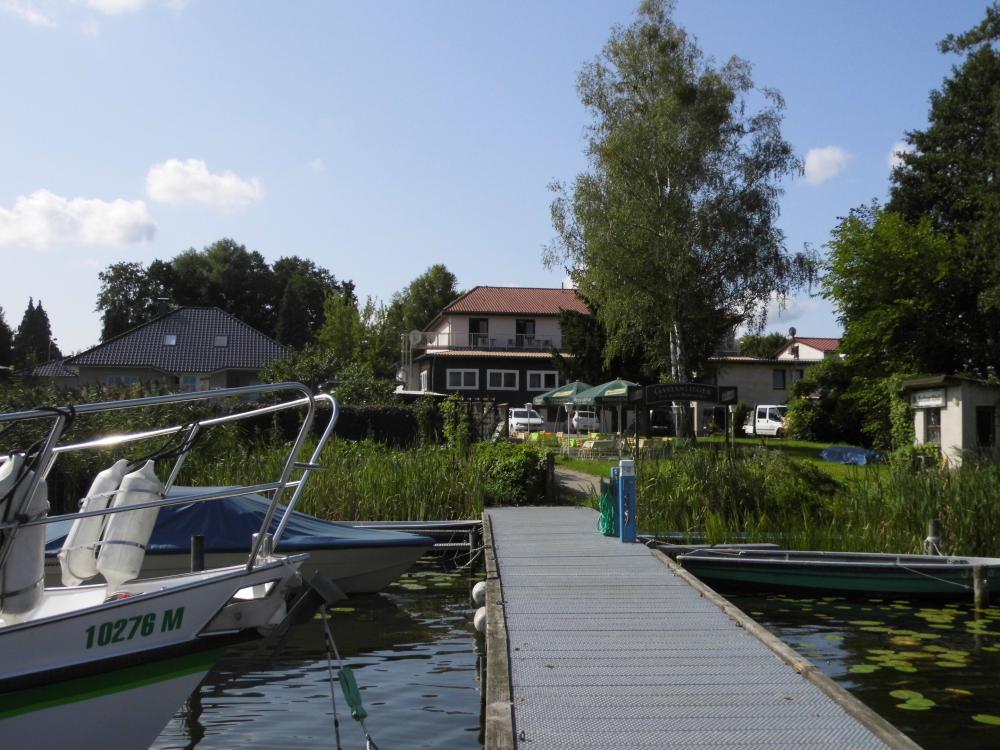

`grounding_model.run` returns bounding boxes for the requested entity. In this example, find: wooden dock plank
[485,506,922,750]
